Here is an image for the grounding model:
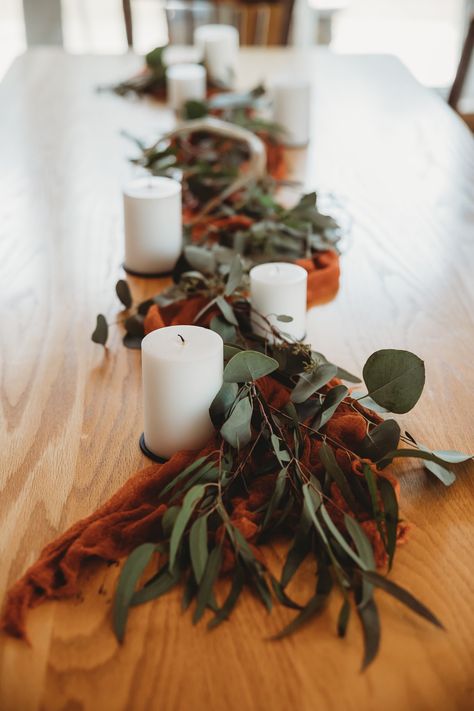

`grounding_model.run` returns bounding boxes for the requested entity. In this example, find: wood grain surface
[0,48,473,711]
